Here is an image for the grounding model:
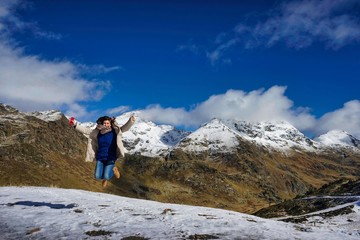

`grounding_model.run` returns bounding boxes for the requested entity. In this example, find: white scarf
[96,124,112,135]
